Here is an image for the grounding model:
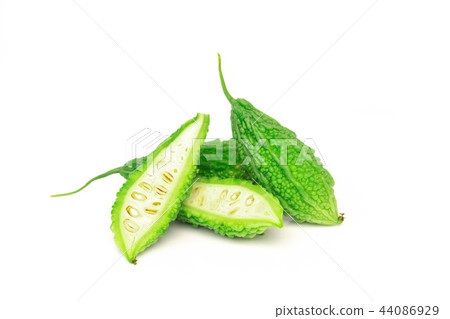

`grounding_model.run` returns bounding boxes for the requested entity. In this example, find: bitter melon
[178,178,283,238]
[111,113,209,262]
[218,54,341,225]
